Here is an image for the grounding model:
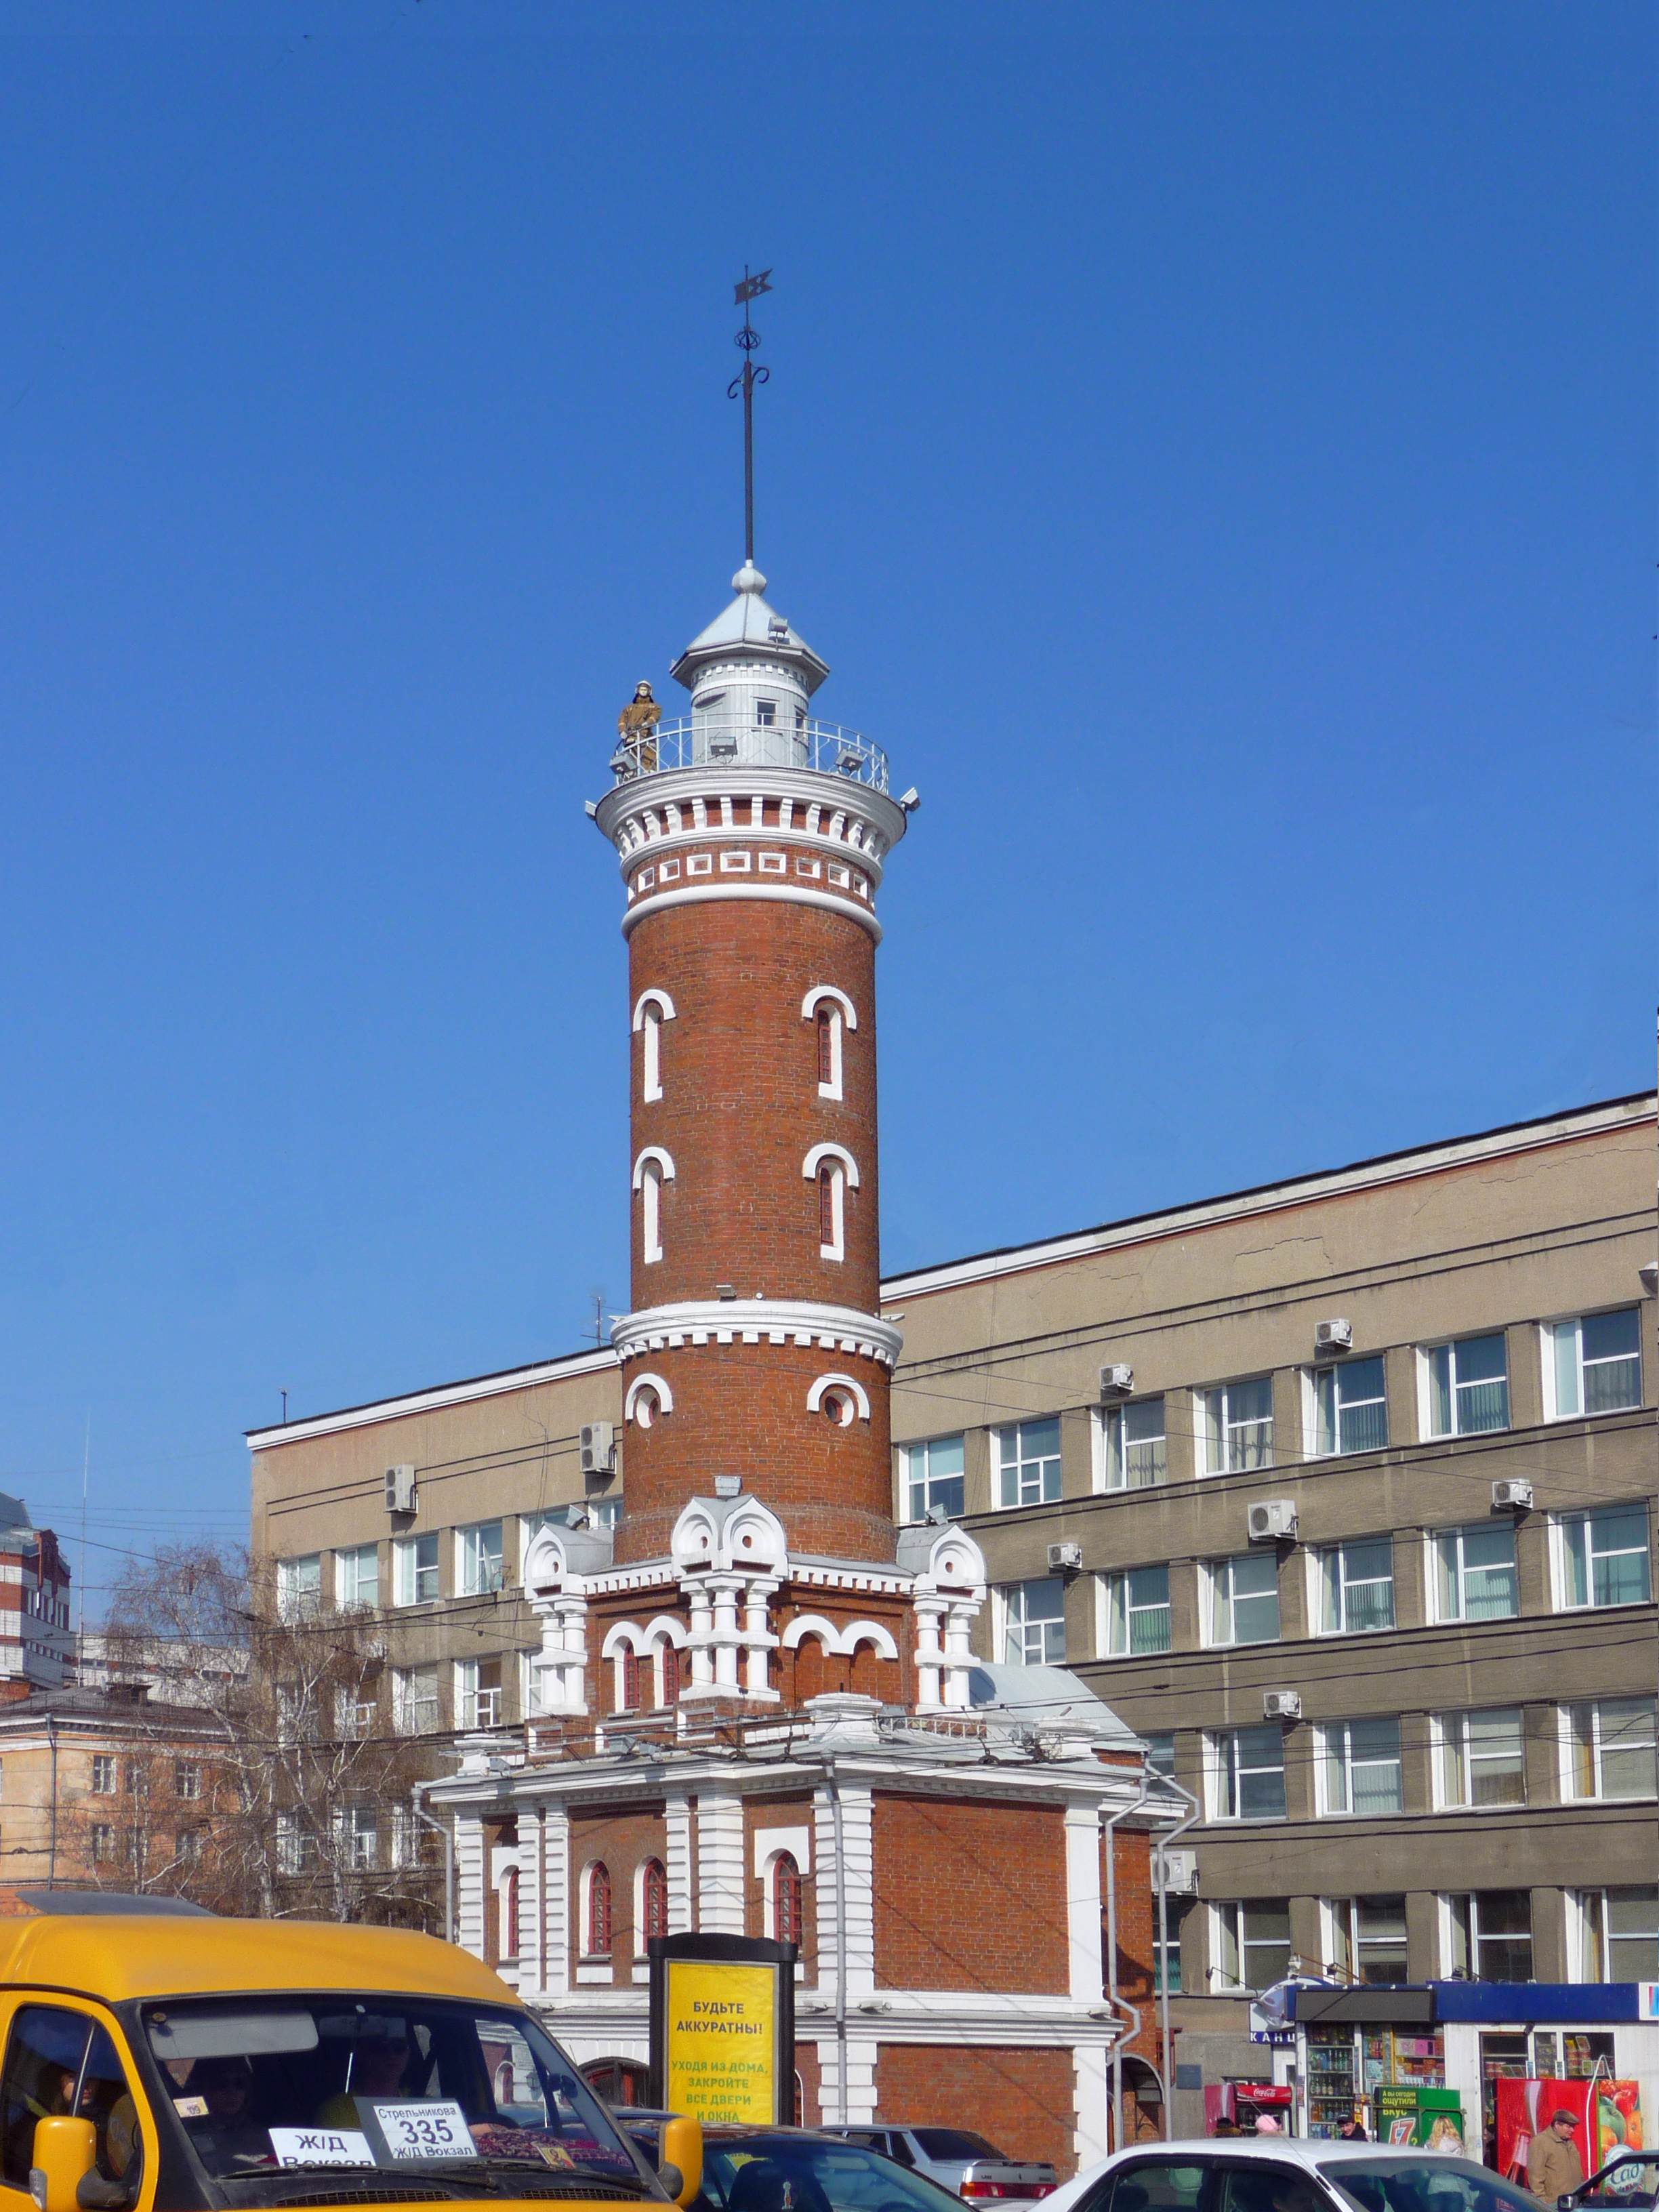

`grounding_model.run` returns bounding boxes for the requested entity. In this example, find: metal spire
[729,267,772,565]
